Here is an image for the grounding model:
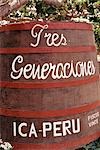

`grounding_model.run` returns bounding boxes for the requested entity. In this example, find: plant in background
[88,0,100,51]
[94,22,100,51]
[8,0,90,21]
[0,139,13,150]
[77,138,100,150]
